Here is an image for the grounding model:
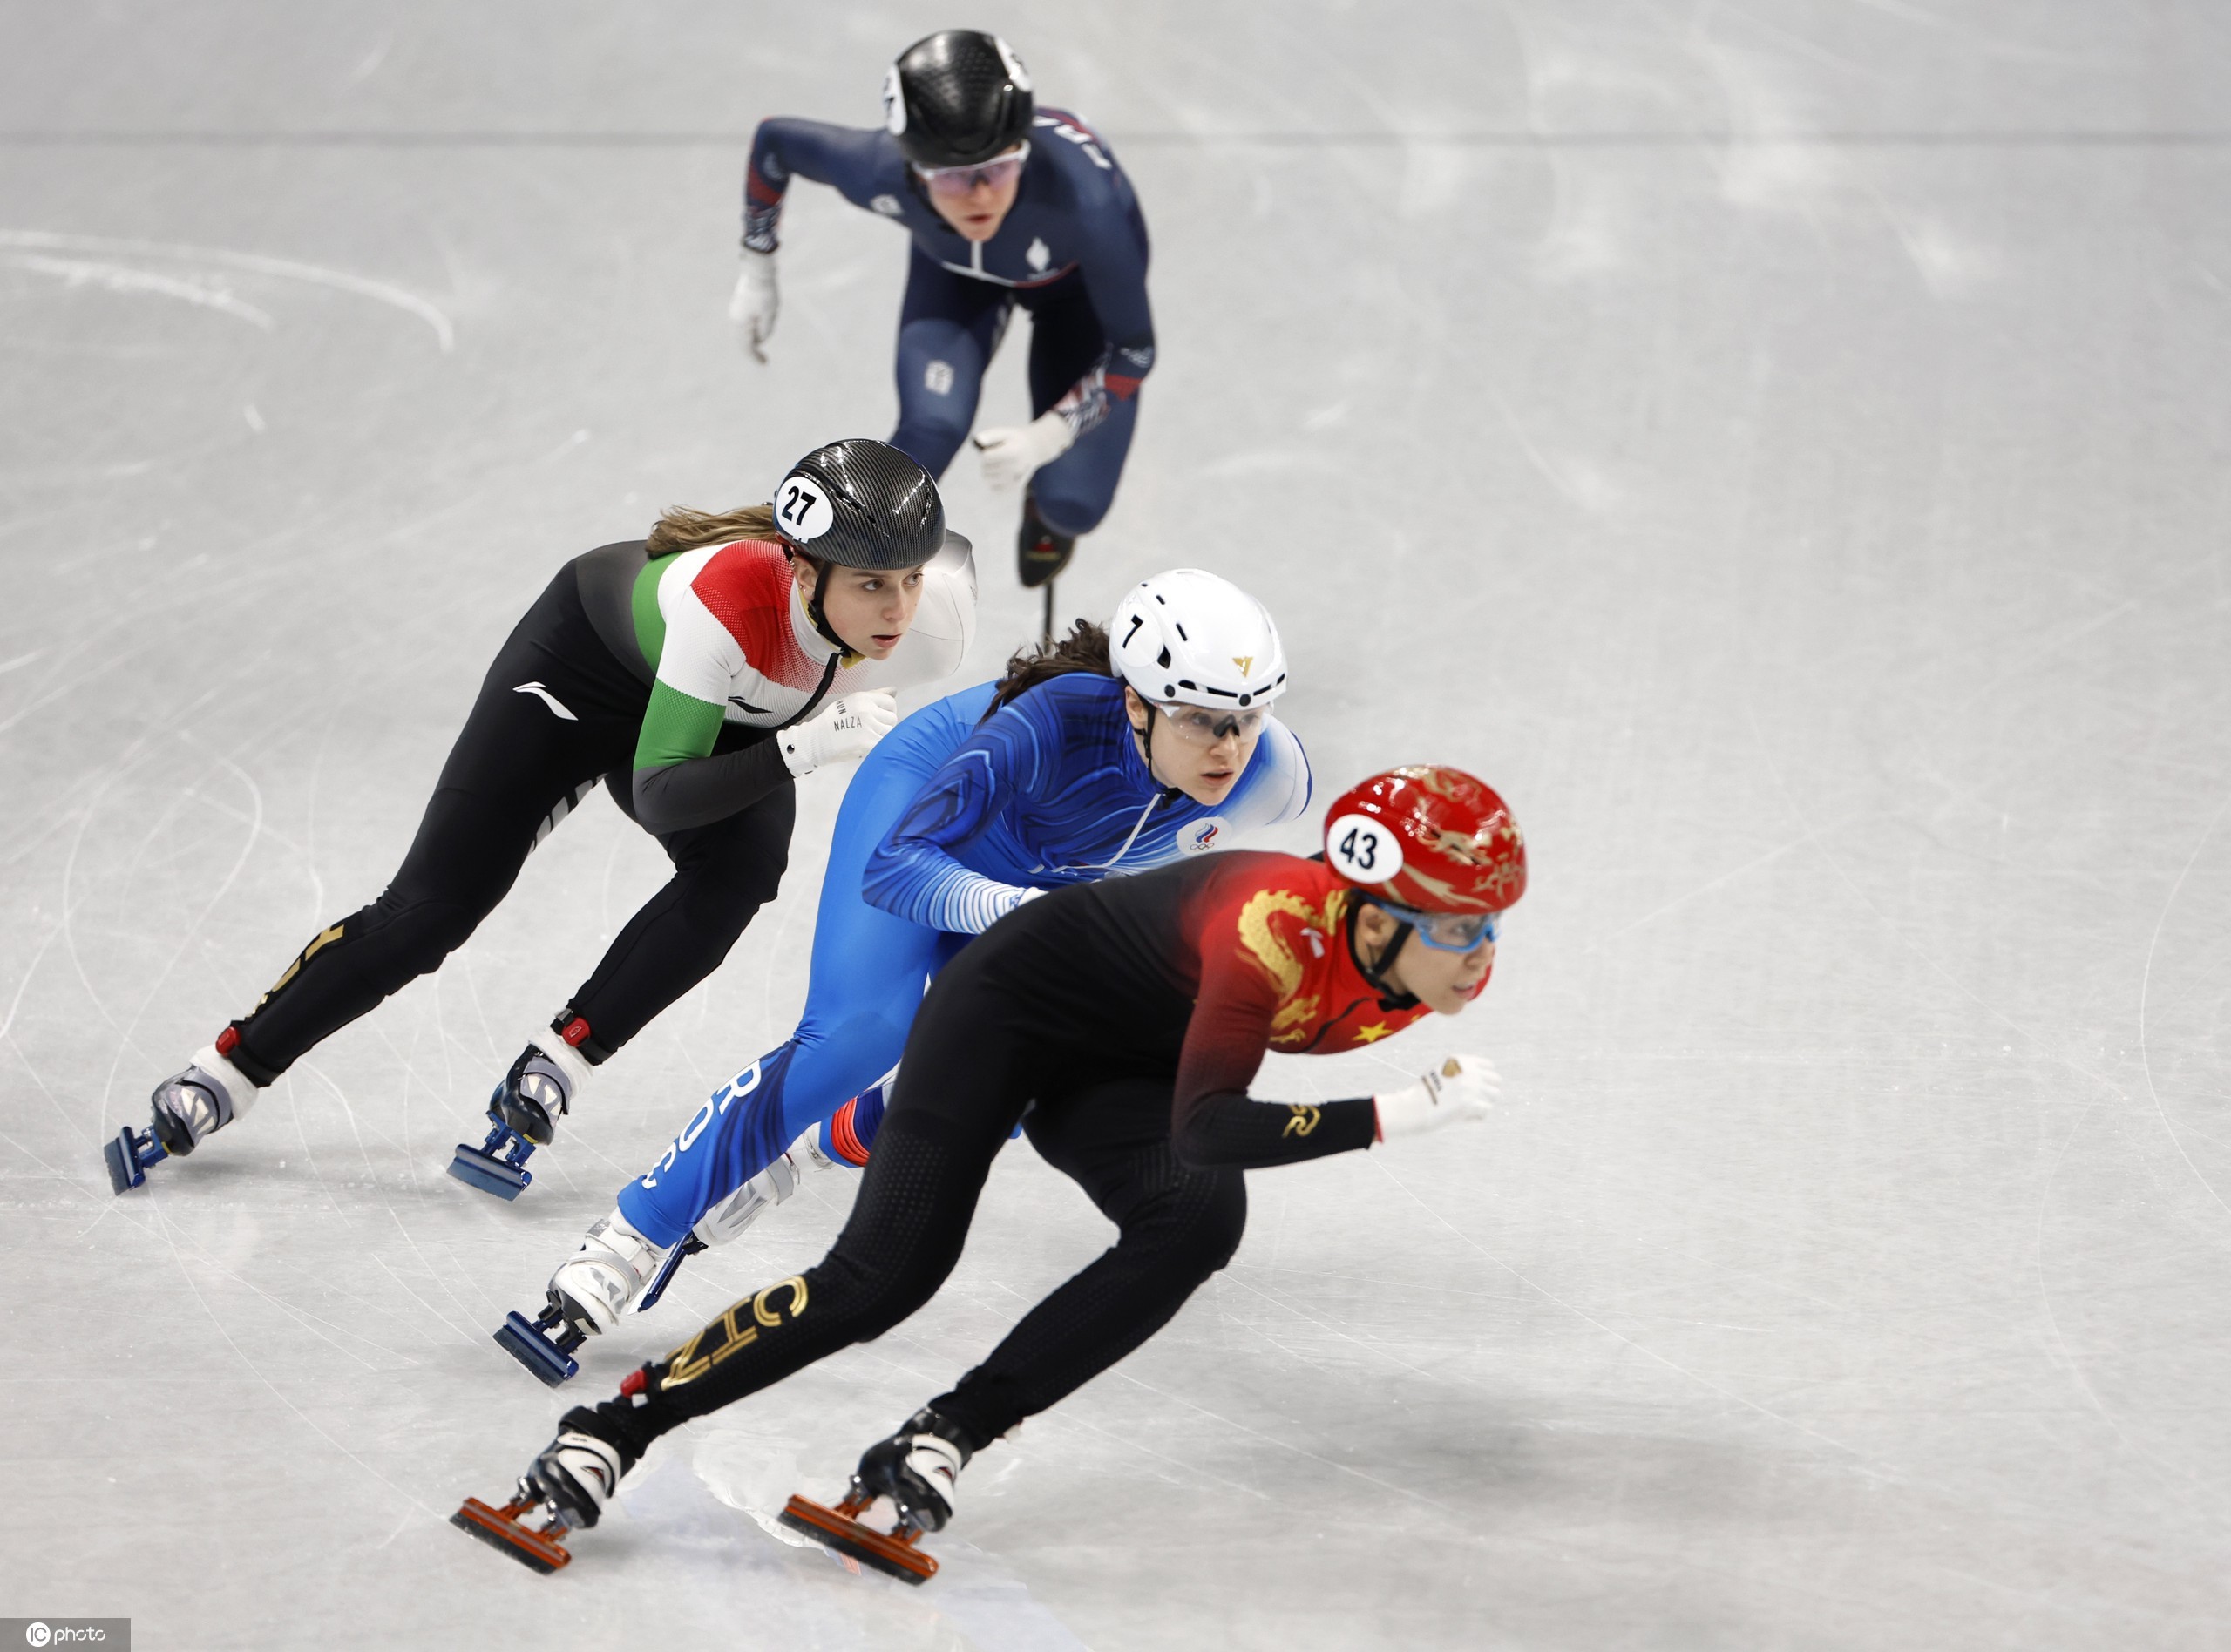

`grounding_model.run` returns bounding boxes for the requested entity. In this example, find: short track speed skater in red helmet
[1323,767,1526,957]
